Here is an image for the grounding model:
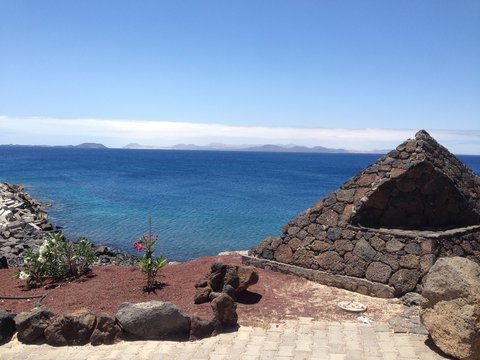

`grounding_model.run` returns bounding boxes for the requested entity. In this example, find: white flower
[19,271,30,280]
[38,255,46,263]
[39,245,48,255]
